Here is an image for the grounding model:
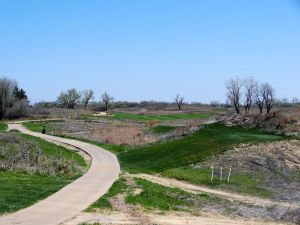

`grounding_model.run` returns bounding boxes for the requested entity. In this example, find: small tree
[13,86,28,102]
[81,89,94,110]
[261,82,275,114]
[175,94,184,110]
[101,92,114,112]
[57,88,81,109]
[253,83,264,114]
[226,77,243,114]
[243,78,256,114]
[0,77,17,120]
